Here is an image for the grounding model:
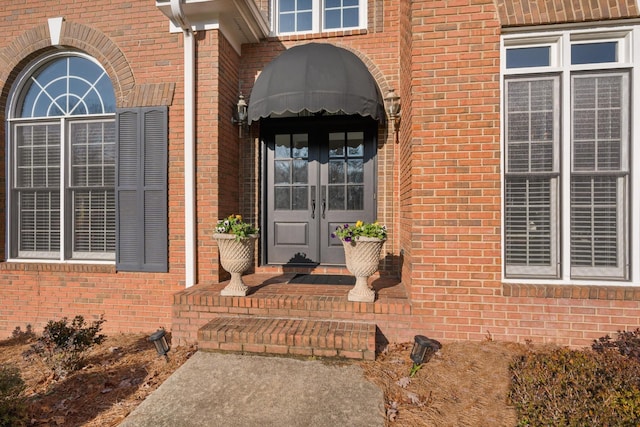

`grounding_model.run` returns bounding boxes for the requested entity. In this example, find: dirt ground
[0,333,526,426]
